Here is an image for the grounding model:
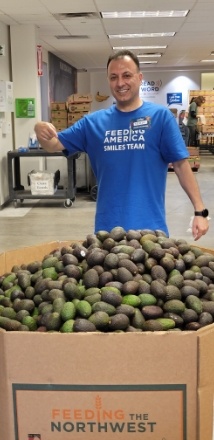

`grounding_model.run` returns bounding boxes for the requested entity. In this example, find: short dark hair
[107,49,140,71]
